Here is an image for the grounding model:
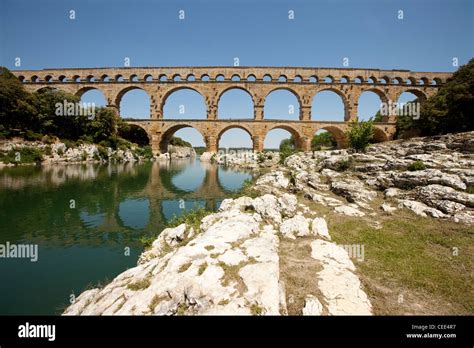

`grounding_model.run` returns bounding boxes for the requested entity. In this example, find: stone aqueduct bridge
[13,67,452,153]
